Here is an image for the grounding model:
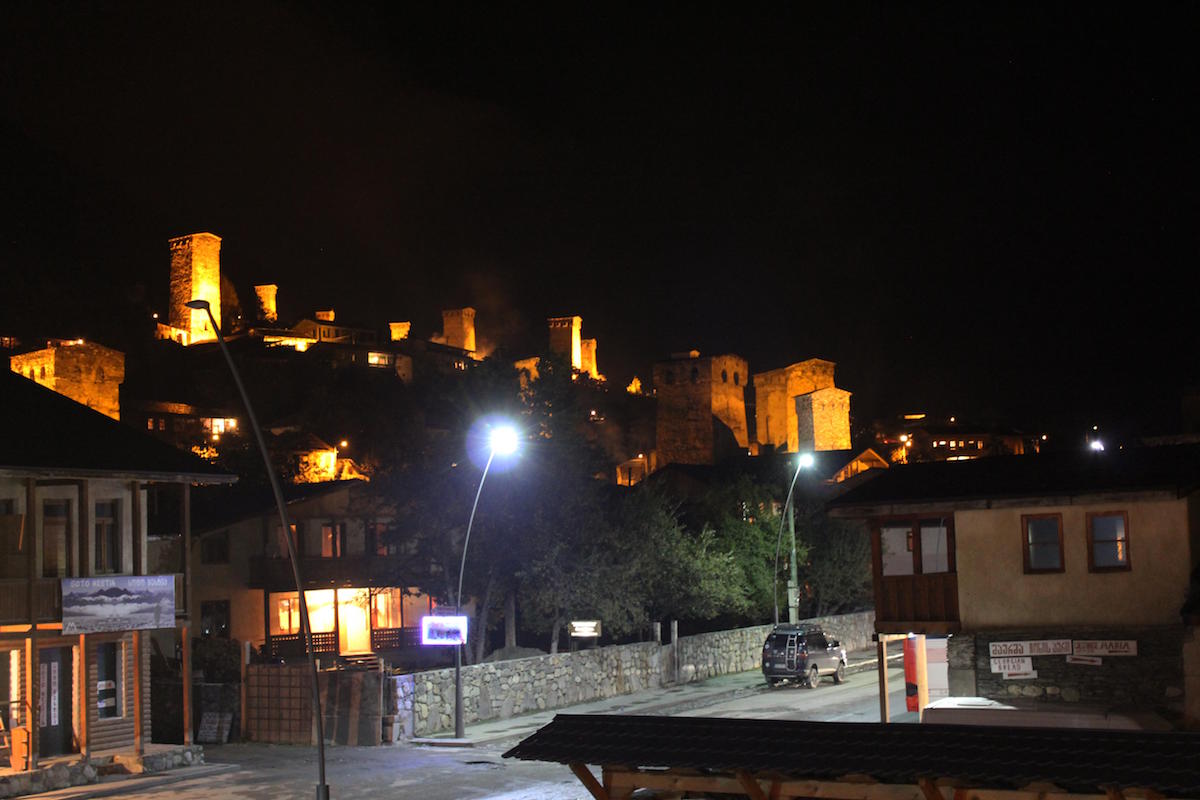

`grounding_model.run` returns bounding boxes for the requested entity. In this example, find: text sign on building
[990,657,1032,674]
[569,620,602,638]
[61,575,176,634]
[988,639,1072,658]
[1066,655,1103,666]
[1072,640,1137,657]
[421,615,468,646]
